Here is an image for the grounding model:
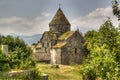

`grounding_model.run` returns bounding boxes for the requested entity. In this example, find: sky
[0,0,119,36]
